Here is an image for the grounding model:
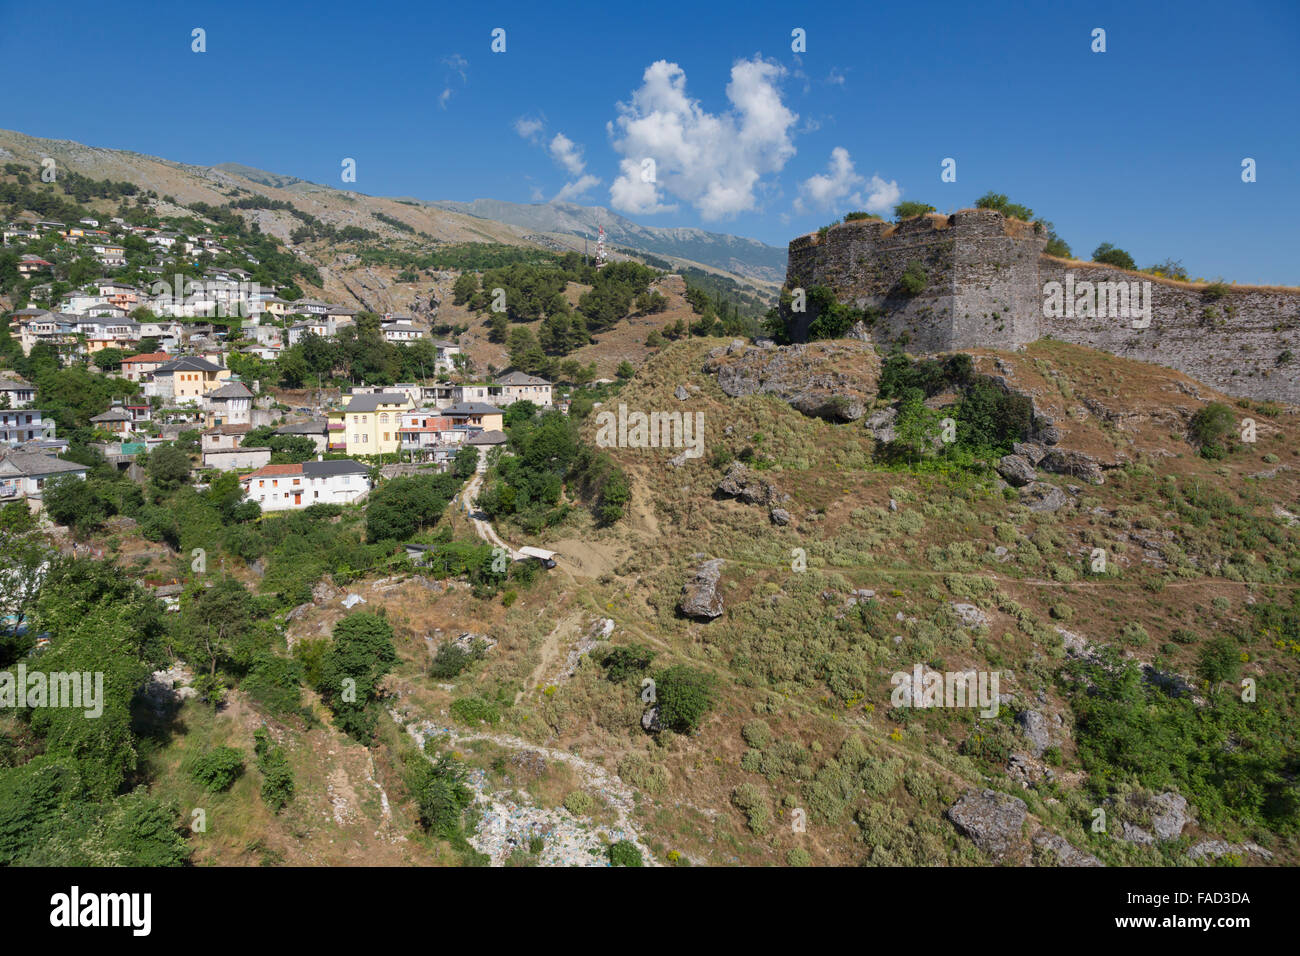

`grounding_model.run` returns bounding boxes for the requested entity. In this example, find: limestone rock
[1033,830,1103,867]
[1016,709,1053,757]
[1119,822,1155,845]
[947,788,1028,858]
[1151,792,1191,841]
[950,603,988,629]
[1013,441,1048,464]
[679,559,725,620]
[997,453,1037,487]
[1187,840,1273,861]
[865,407,898,443]
[1041,449,1105,485]
[1019,482,1070,513]
[769,507,791,526]
[674,385,688,401]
